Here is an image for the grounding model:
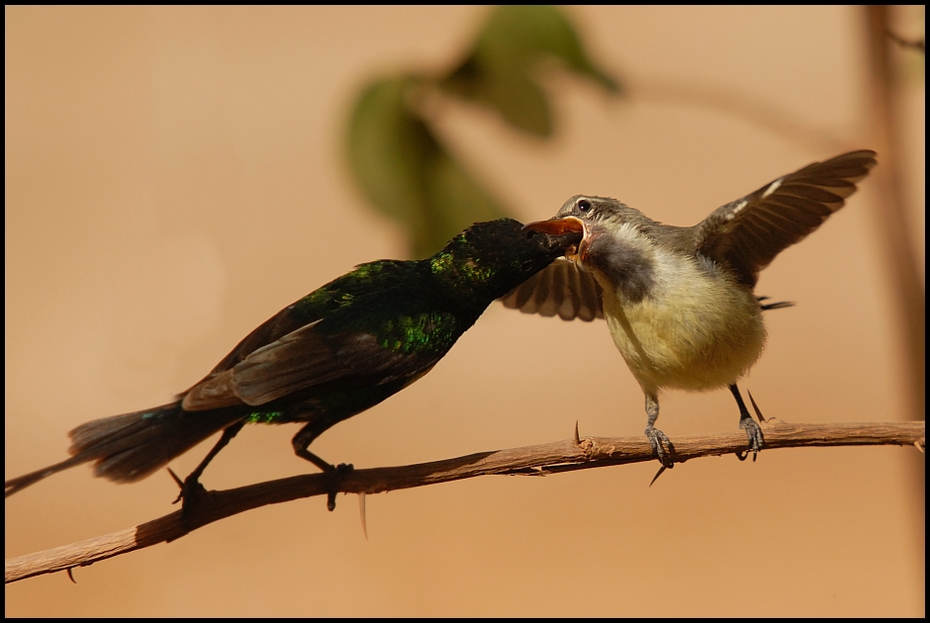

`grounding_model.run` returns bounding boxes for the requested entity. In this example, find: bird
[501,150,878,468]
[5,218,583,505]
